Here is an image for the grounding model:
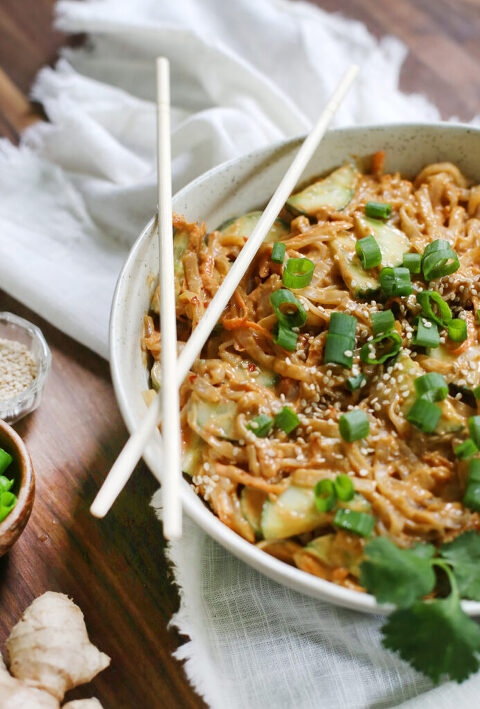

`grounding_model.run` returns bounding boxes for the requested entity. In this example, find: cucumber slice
[306,532,363,576]
[240,487,266,537]
[218,211,289,244]
[356,216,411,268]
[151,360,161,391]
[287,164,356,216]
[195,399,238,440]
[330,233,379,298]
[181,433,205,477]
[173,228,190,298]
[261,486,329,540]
[235,361,278,388]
